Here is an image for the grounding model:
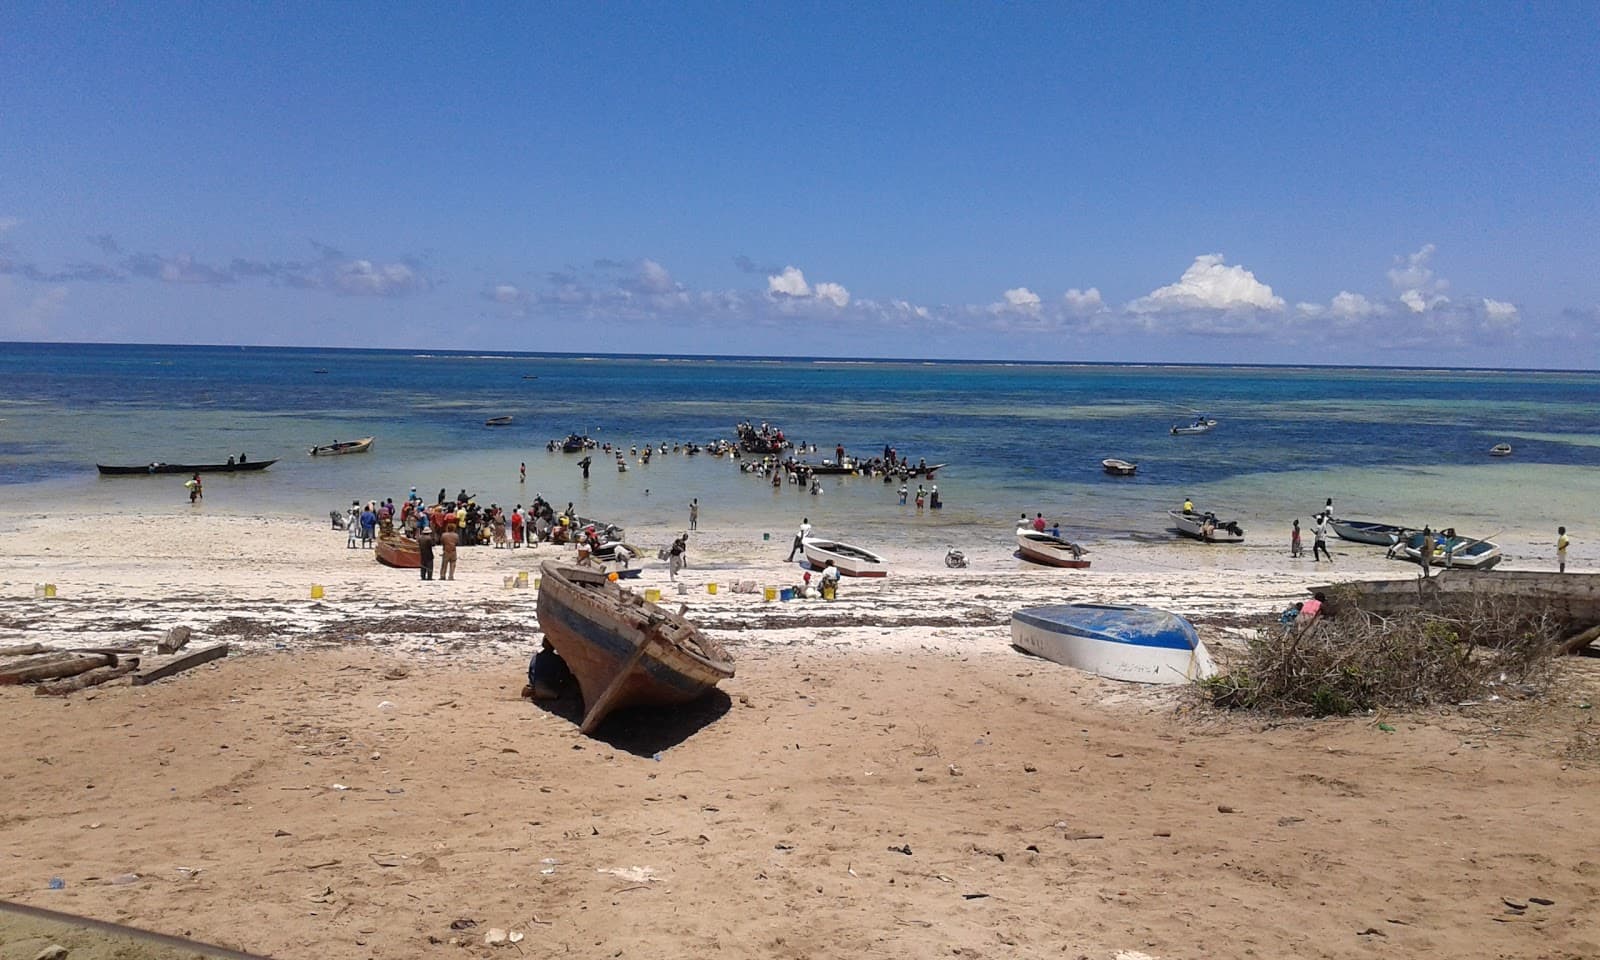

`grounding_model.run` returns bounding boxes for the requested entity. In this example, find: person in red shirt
[510,506,524,548]
[1032,513,1047,532]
